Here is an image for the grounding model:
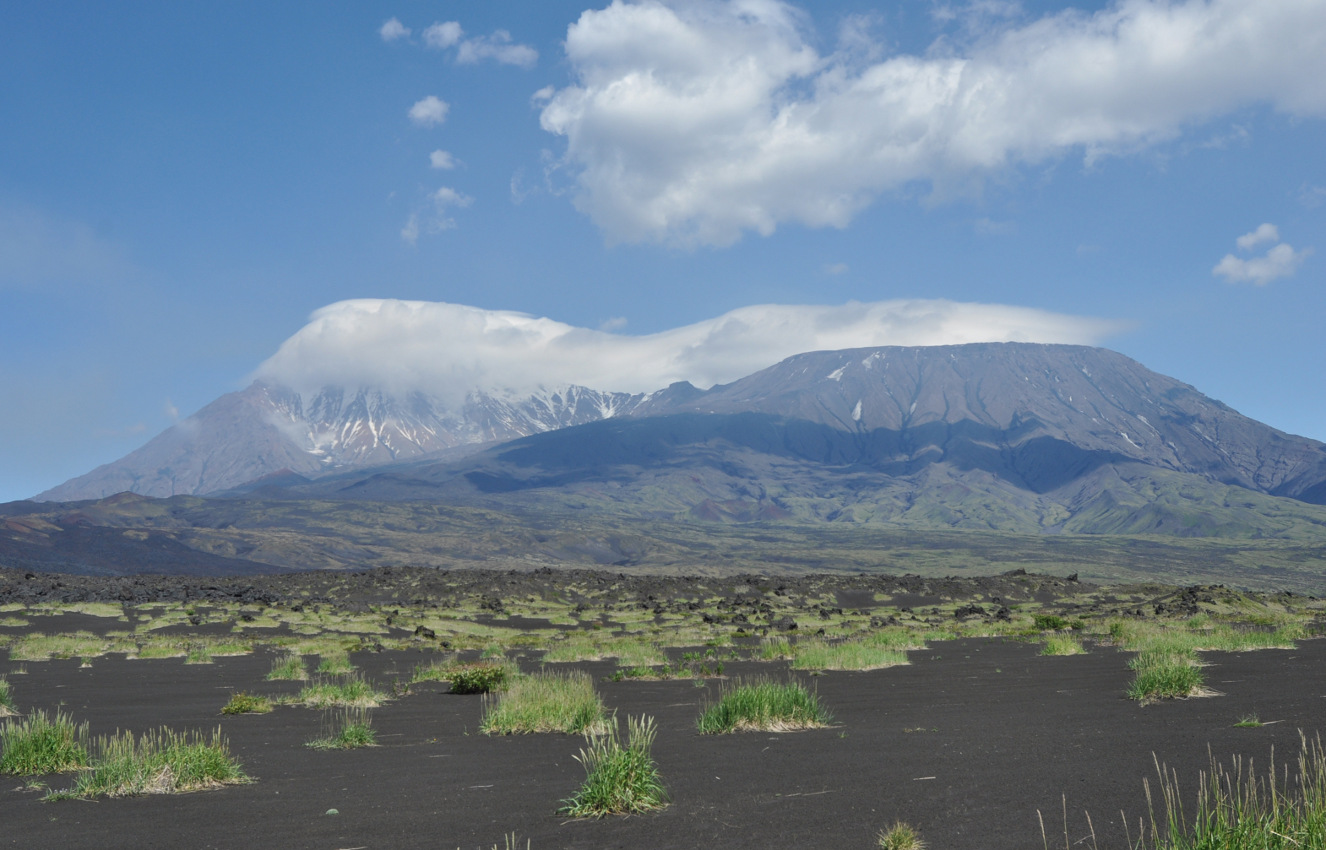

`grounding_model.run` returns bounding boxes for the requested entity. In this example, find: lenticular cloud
[254,299,1124,402]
